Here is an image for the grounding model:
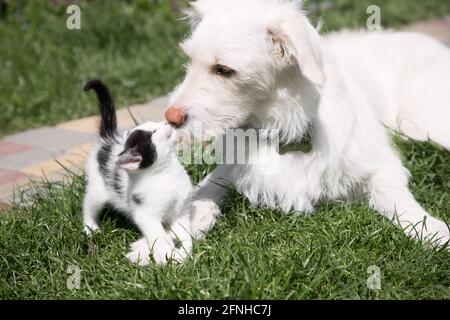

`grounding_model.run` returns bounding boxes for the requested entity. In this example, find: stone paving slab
[0,174,31,201]
[21,143,92,177]
[0,147,65,171]
[0,169,28,186]
[5,127,96,155]
[56,116,100,135]
[0,141,32,157]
